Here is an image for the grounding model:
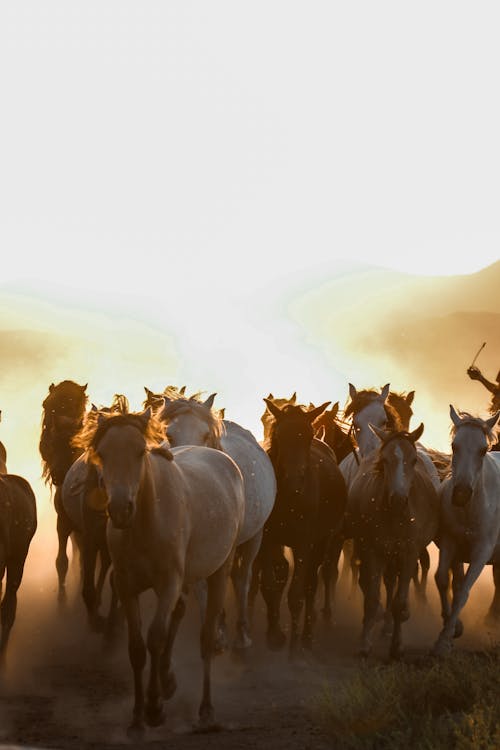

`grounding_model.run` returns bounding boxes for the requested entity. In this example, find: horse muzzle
[452,484,472,507]
[107,494,135,529]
